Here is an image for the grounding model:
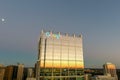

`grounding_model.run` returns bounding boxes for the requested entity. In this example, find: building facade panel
[37,31,84,80]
